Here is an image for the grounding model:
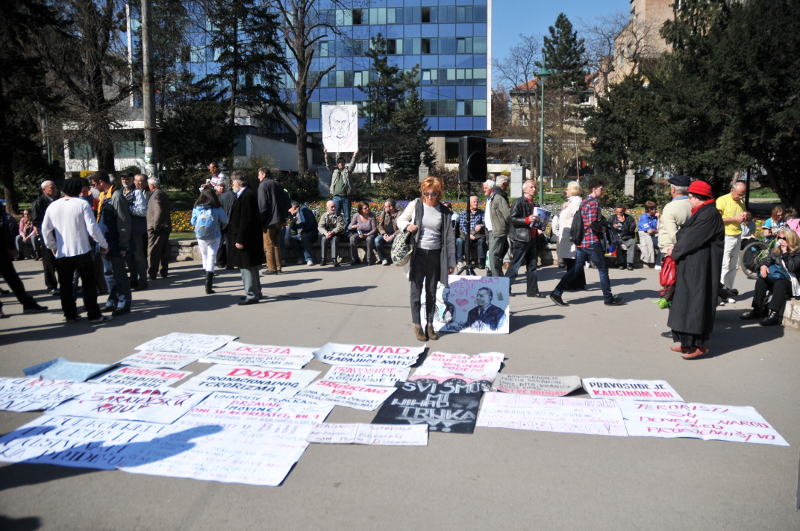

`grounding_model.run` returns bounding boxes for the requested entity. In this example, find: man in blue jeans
[287,201,318,266]
[550,179,623,307]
